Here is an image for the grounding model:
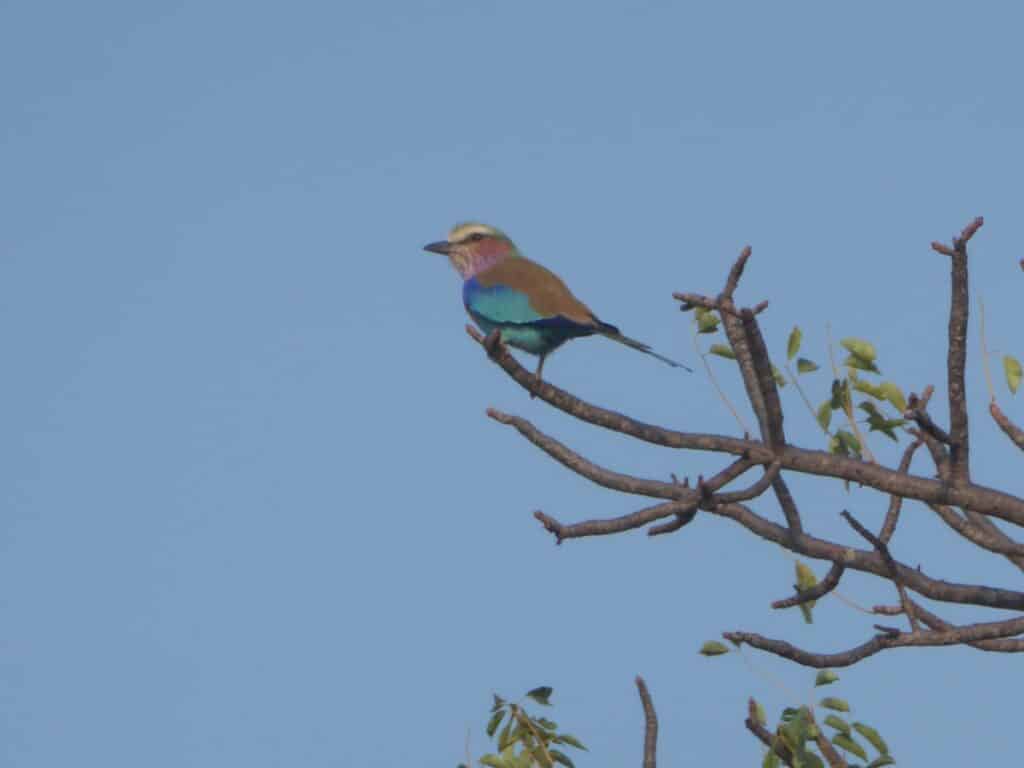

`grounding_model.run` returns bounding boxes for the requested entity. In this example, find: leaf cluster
[461,688,587,768]
[748,671,893,767]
